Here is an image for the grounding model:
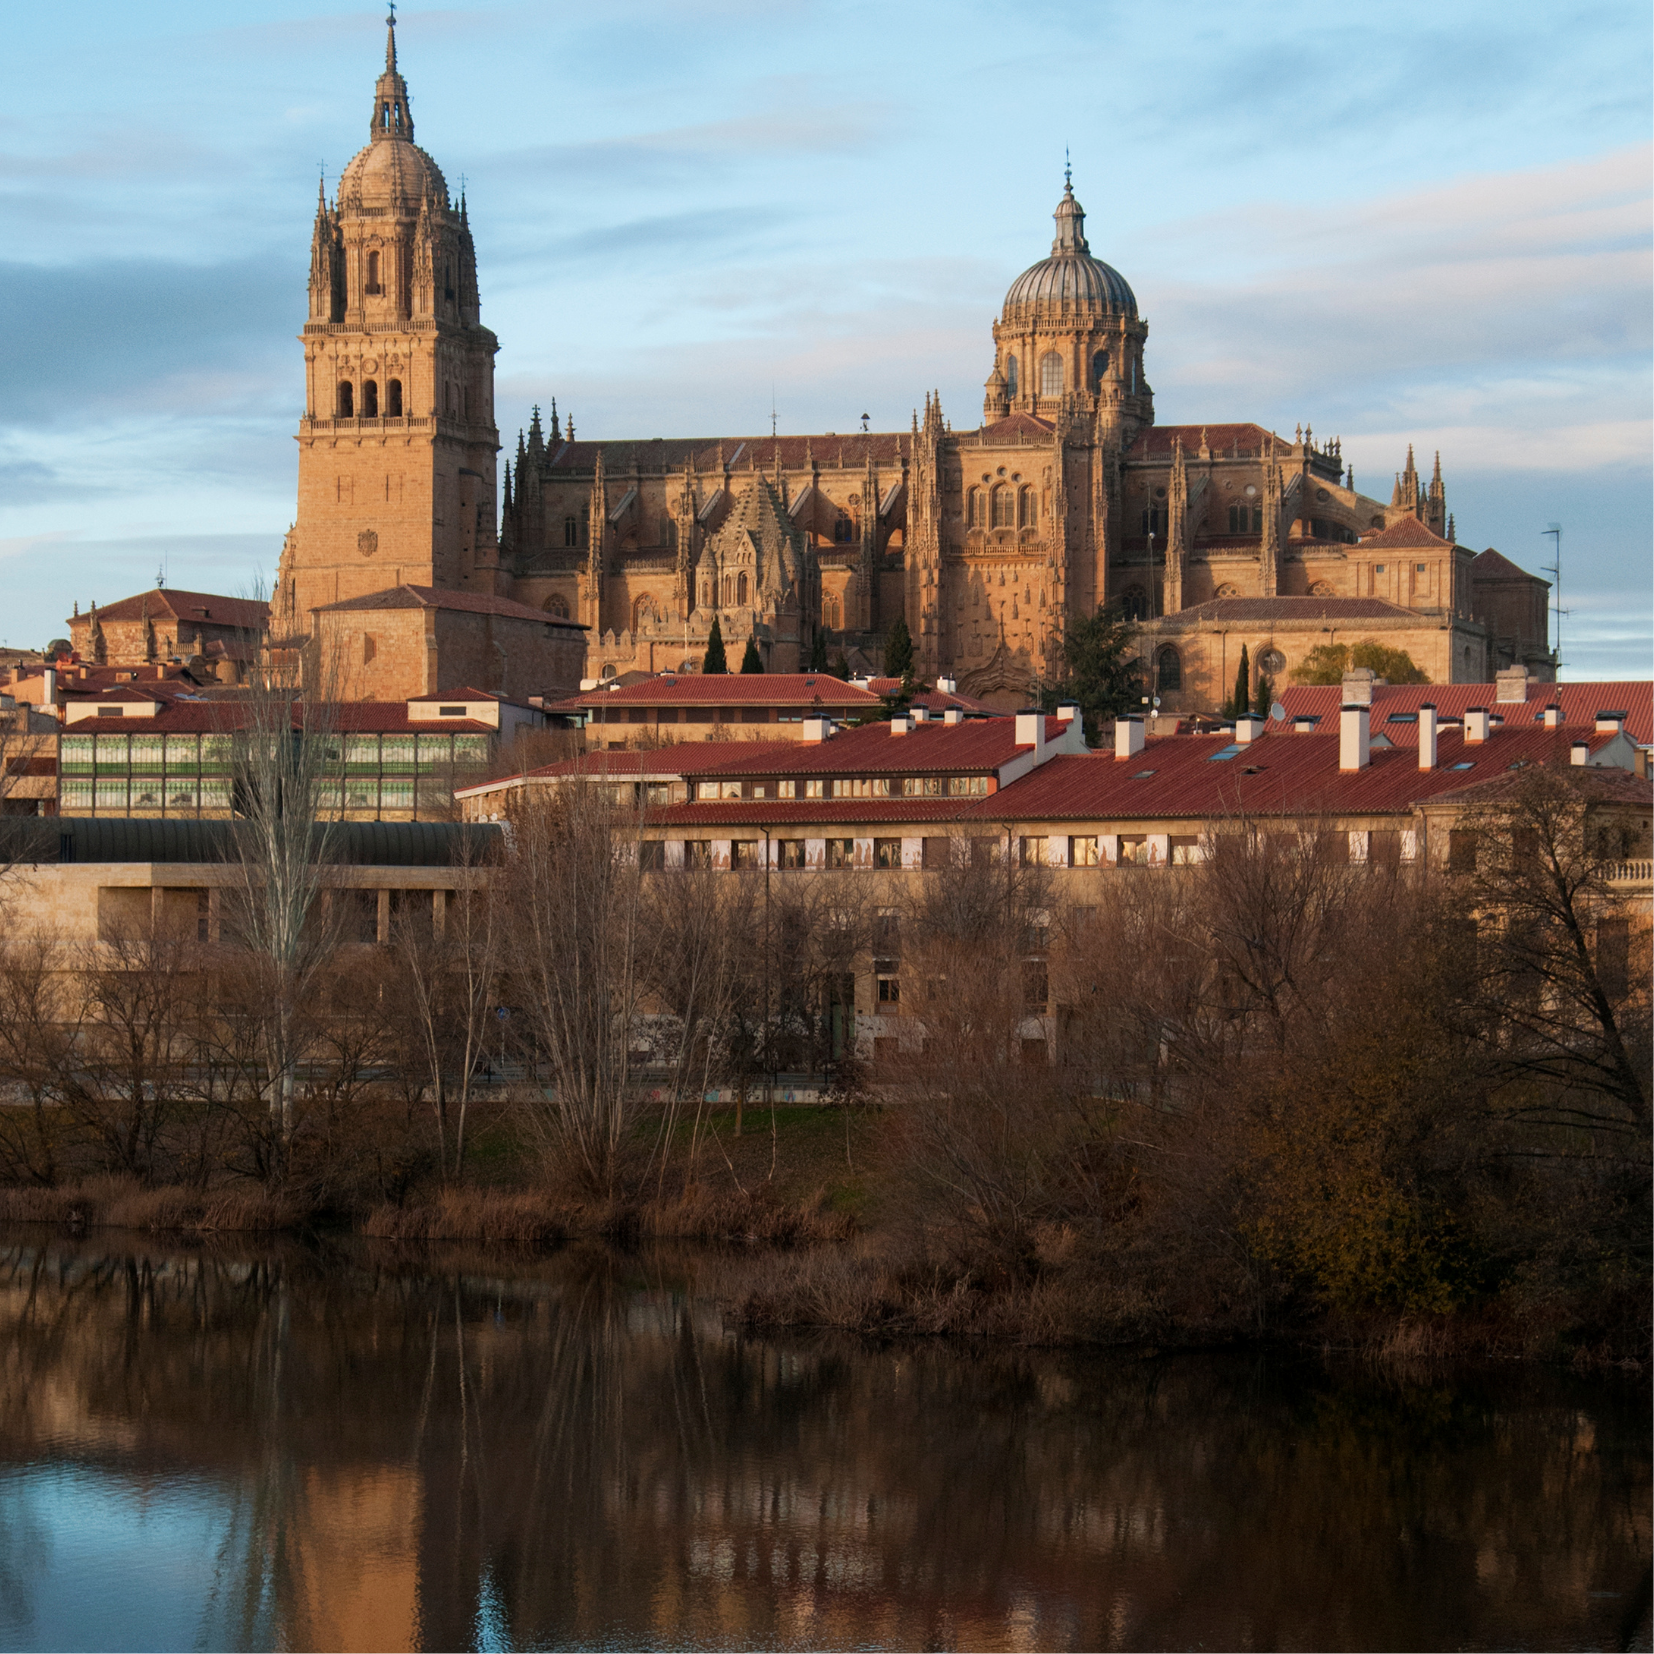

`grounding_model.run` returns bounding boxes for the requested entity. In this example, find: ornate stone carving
[358,529,378,557]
